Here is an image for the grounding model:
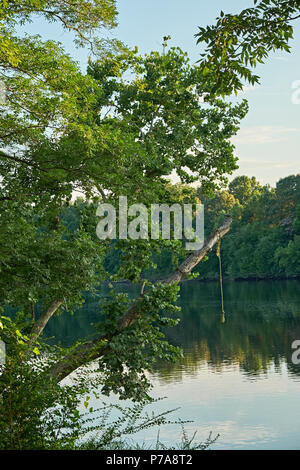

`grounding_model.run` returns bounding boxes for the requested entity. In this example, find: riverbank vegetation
[1,0,300,450]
